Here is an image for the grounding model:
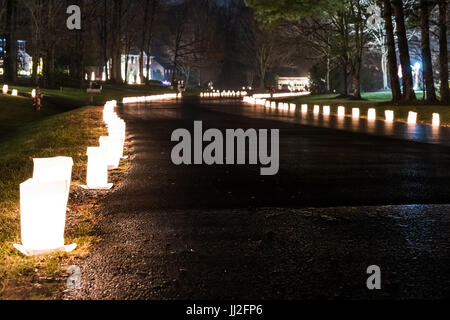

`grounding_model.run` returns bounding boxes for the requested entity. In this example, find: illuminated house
[0,39,32,76]
[120,50,169,83]
[277,77,310,92]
